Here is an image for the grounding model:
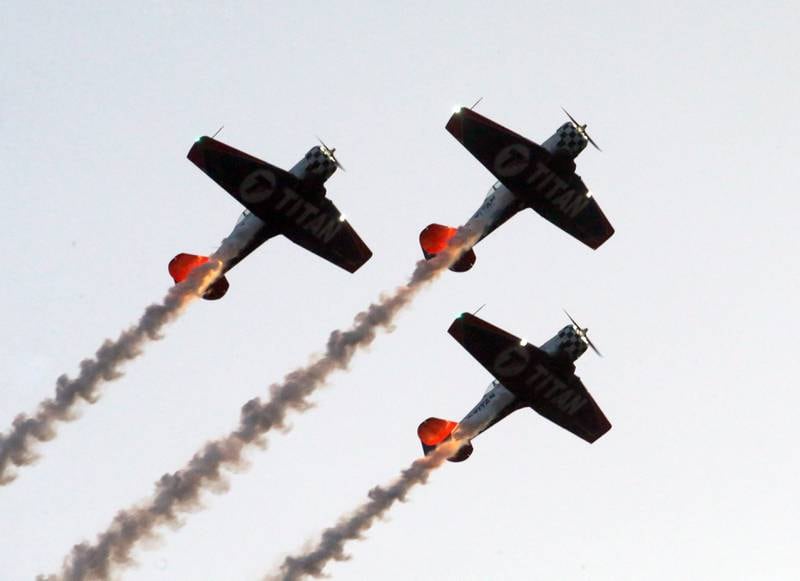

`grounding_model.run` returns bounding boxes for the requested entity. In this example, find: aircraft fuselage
[214,145,338,272]
[461,121,587,251]
[452,323,588,446]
